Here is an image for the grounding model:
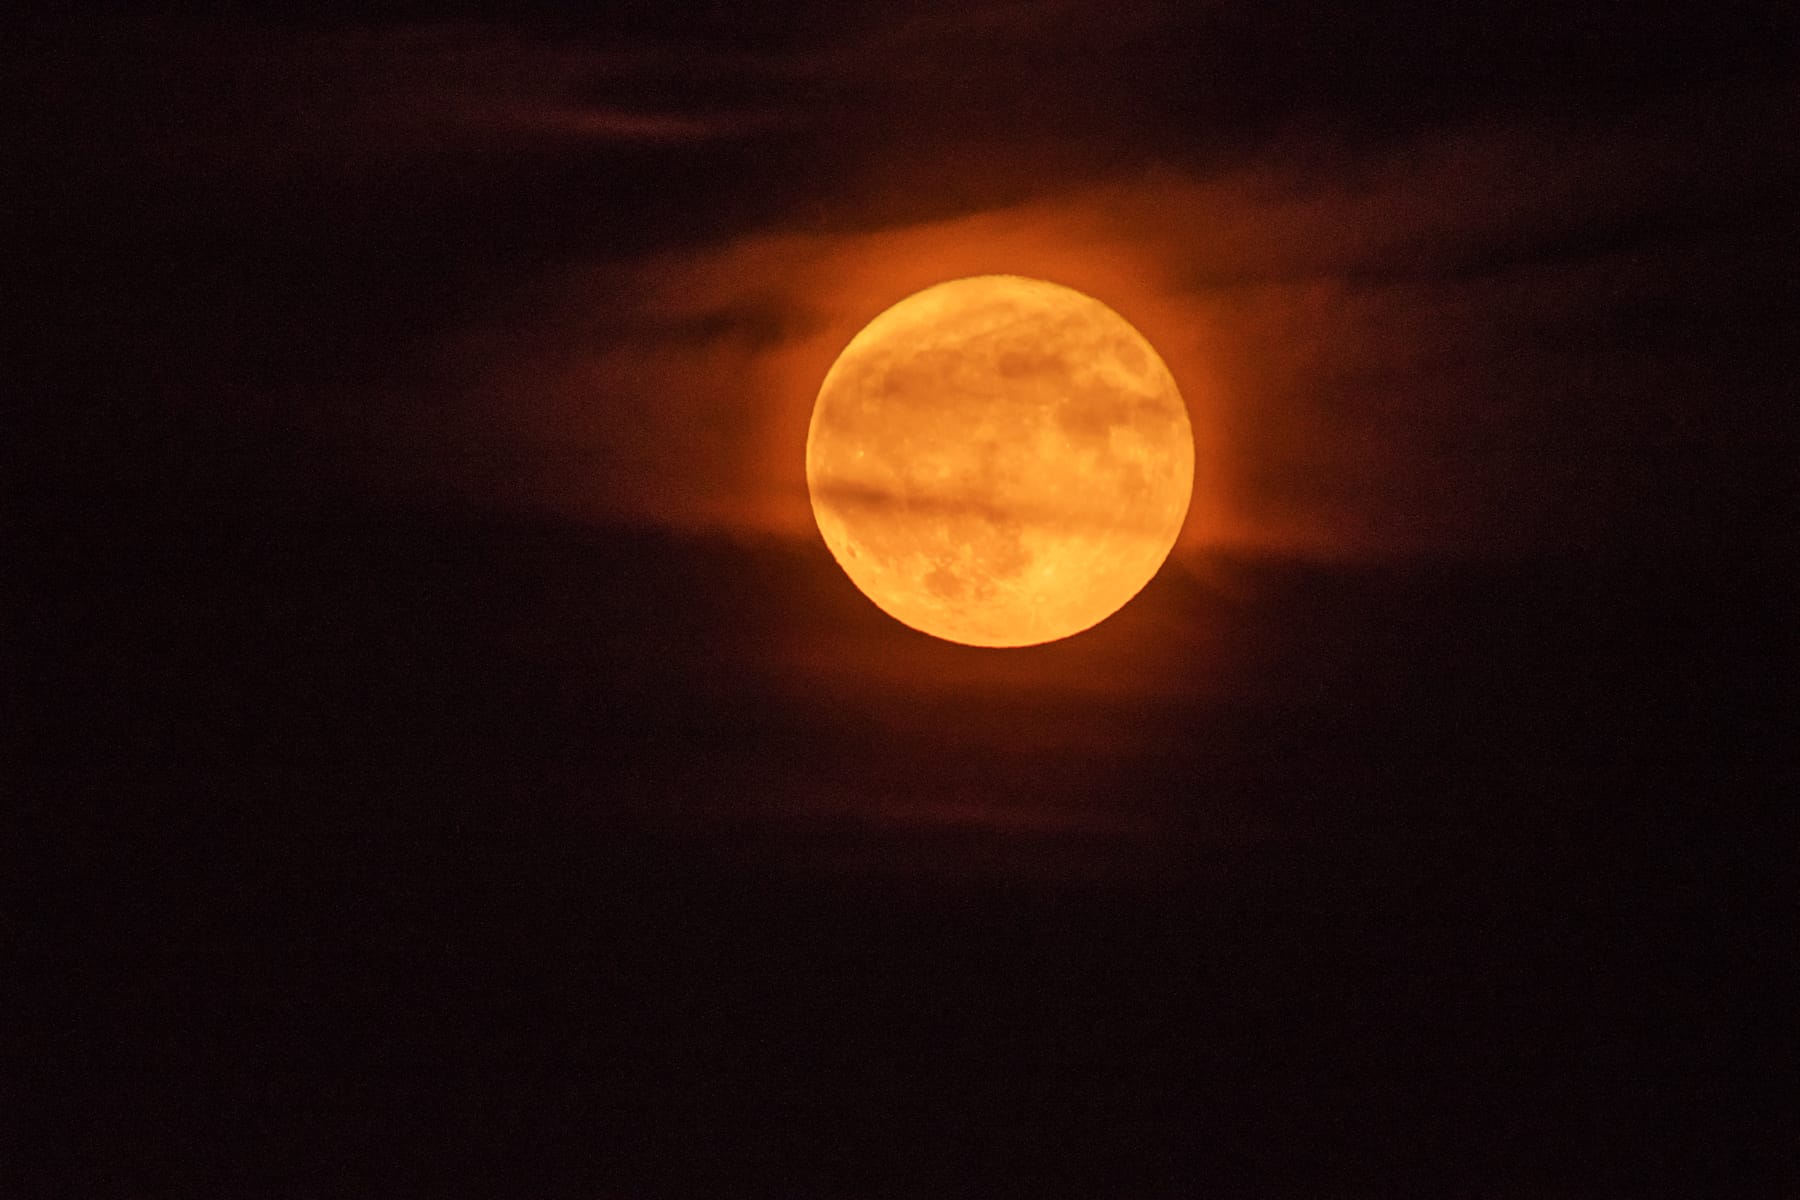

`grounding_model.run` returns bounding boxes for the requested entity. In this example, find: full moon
[806,275,1193,647]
